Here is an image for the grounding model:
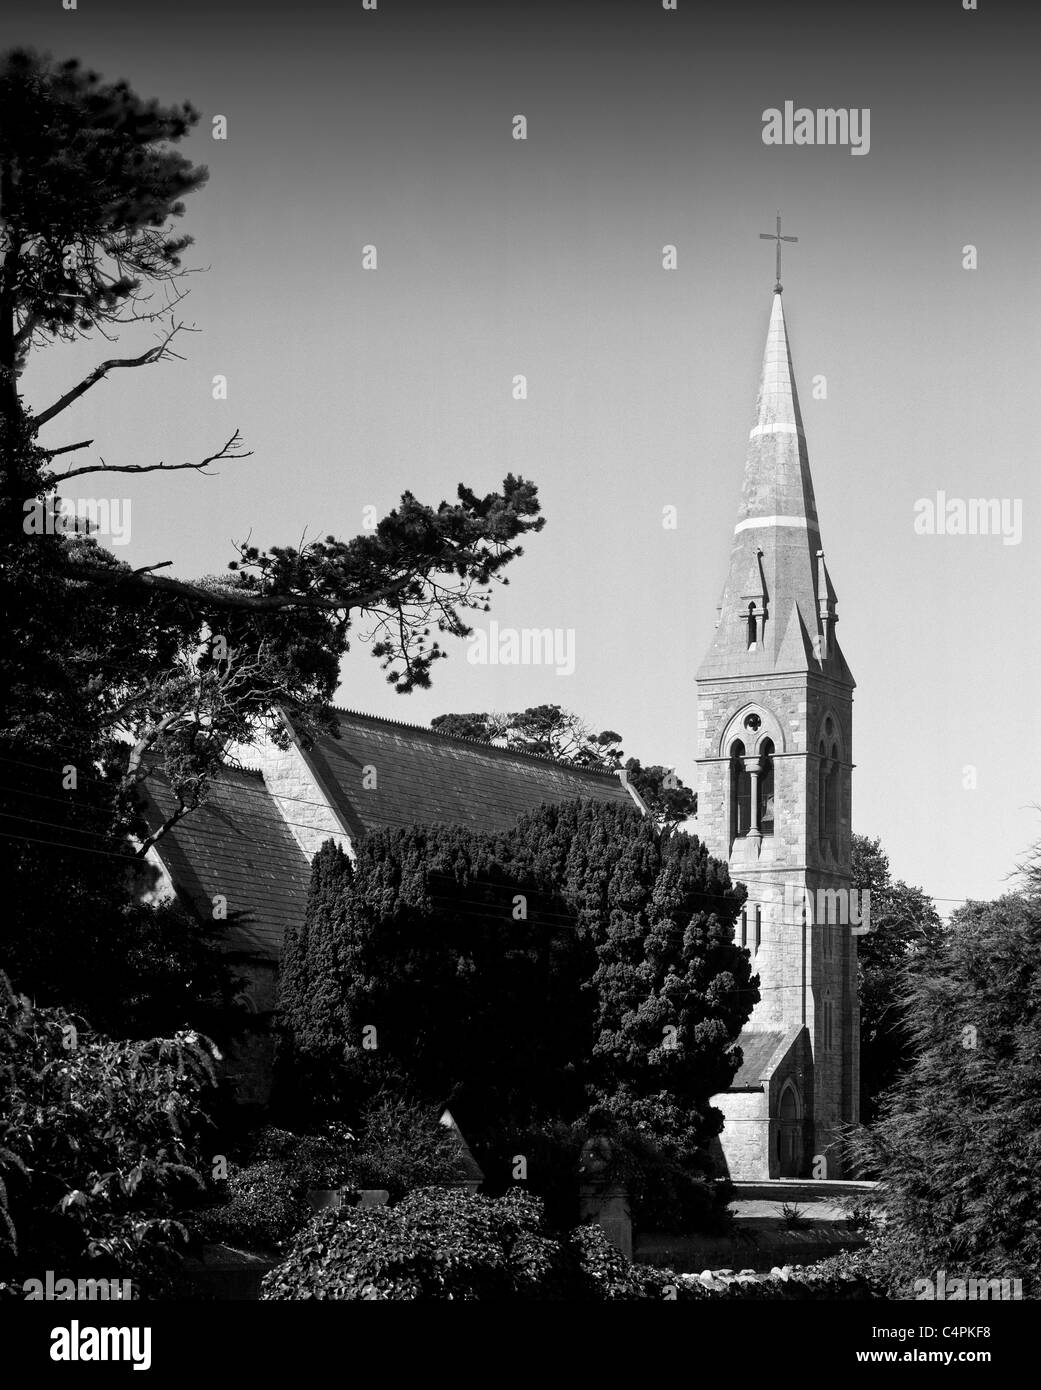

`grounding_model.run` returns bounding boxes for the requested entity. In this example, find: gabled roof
[728,1029,788,1090]
[289,706,635,837]
[141,712,636,966]
[141,766,310,963]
